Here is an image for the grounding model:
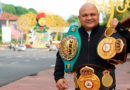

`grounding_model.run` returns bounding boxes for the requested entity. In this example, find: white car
[15,44,26,51]
[49,45,57,51]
